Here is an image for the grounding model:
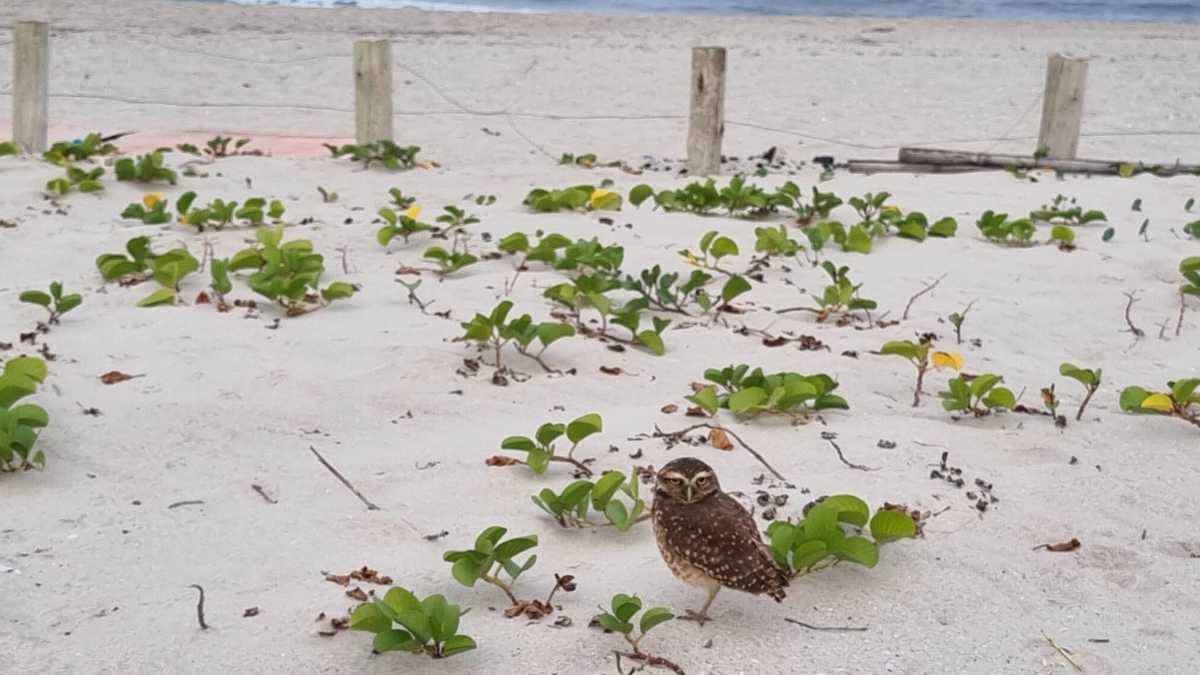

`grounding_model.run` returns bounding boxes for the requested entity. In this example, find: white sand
[2,2,1199,674]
